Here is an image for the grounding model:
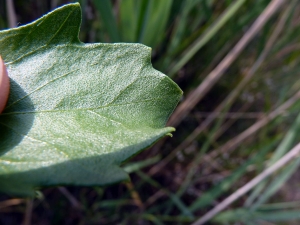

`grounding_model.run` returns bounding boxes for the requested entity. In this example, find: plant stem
[168,0,285,128]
